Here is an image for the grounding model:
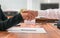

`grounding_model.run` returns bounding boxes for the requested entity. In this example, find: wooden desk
[0,23,60,38]
[36,18,59,23]
[7,16,13,19]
